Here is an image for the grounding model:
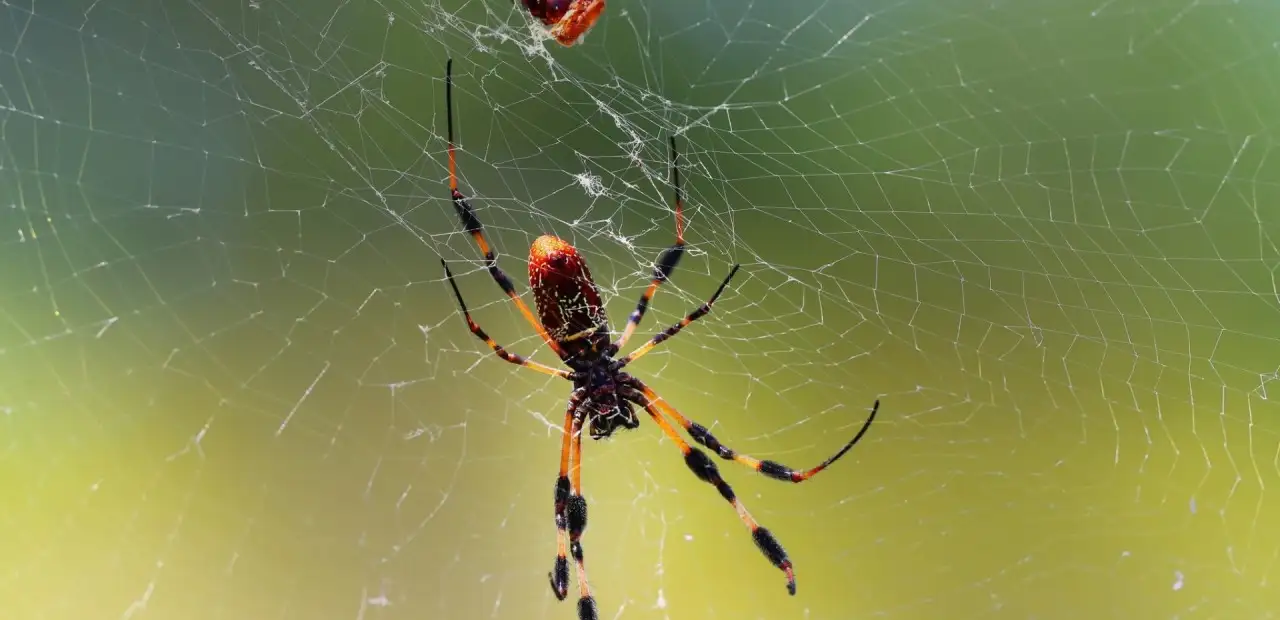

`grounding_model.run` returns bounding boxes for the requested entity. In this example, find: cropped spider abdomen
[523,0,573,21]
[519,0,604,46]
